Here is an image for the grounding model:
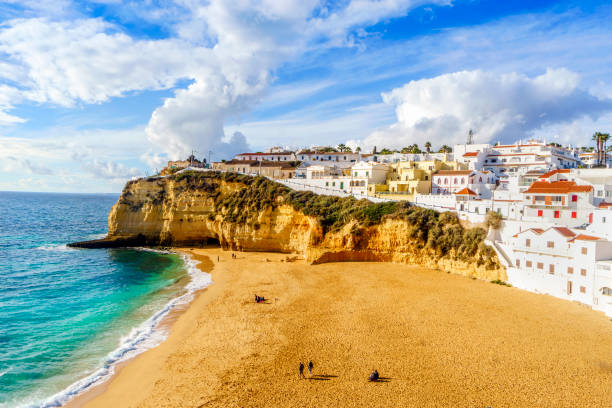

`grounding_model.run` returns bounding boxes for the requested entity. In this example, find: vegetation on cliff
[163,171,497,268]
